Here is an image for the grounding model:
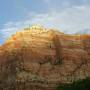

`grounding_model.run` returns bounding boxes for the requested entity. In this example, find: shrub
[56,77,90,90]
